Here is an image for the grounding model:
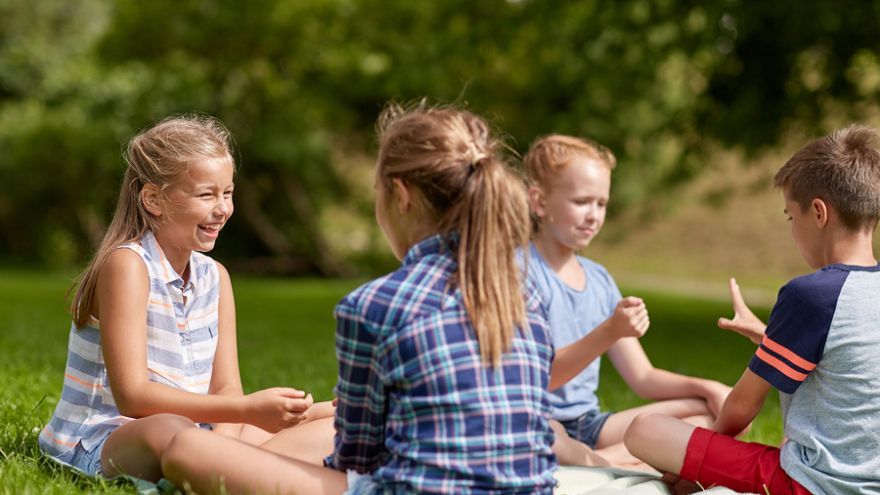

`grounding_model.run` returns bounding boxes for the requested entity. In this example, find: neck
[820,228,876,267]
[153,234,192,282]
[532,229,578,272]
